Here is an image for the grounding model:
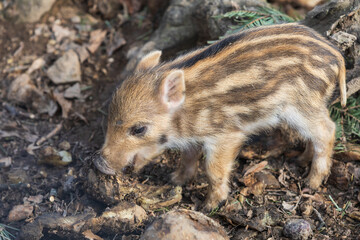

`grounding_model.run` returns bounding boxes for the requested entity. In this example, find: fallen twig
[36,122,63,146]
[3,103,36,119]
[313,208,326,230]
